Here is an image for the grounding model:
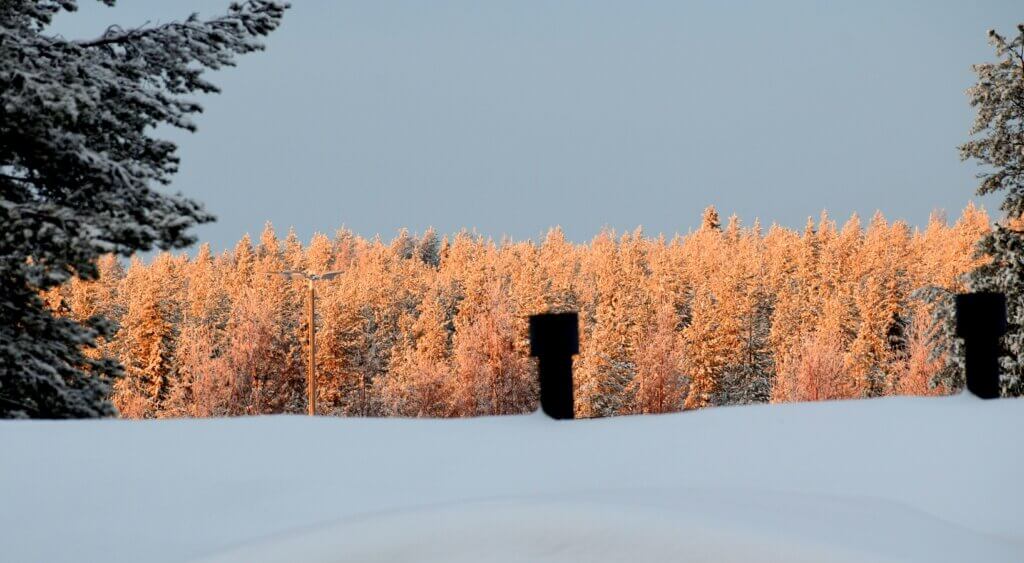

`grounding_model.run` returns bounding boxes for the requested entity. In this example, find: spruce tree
[390,229,415,261]
[716,222,774,405]
[575,230,647,417]
[960,25,1024,396]
[766,223,811,401]
[452,277,535,416]
[306,233,335,274]
[0,1,288,417]
[382,281,453,417]
[849,214,912,397]
[114,255,180,418]
[538,227,581,313]
[414,227,442,267]
[628,301,686,413]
